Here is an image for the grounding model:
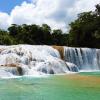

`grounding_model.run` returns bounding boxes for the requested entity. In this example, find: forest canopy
[0,4,100,48]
